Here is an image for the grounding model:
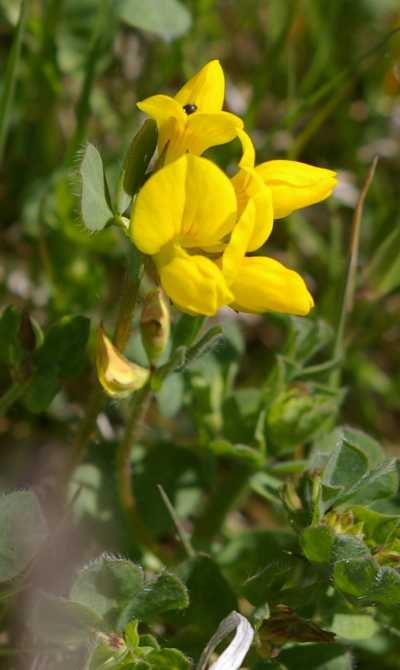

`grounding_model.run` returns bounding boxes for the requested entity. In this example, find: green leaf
[352,506,399,546]
[23,367,60,413]
[217,530,295,591]
[243,554,301,606]
[208,439,265,468]
[124,619,139,652]
[123,120,157,197]
[118,572,189,628]
[156,373,184,418]
[173,314,205,349]
[80,143,113,232]
[32,592,103,644]
[288,317,333,364]
[333,557,378,597]
[300,526,335,564]
[35,315,90,378]
[118,0,191,40]
[141,648,190,670]
[279,643,352,670]
[341,426,384,467]
[0,490,48,581]
[342,459,399,507]
[323,442,368,491]
[332,535,370,562]
[169,556,237,655]
[331,613,379,640]
[134,442,204,536]
[0,305,22,366]
[371,566,400,607]
[70,557,144,622]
